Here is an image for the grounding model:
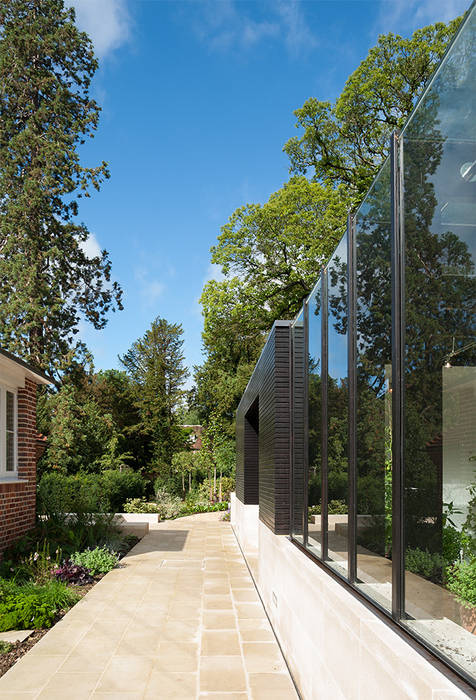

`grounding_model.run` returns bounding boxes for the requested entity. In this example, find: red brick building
[0,350,51,556]
[182,425,203,451]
